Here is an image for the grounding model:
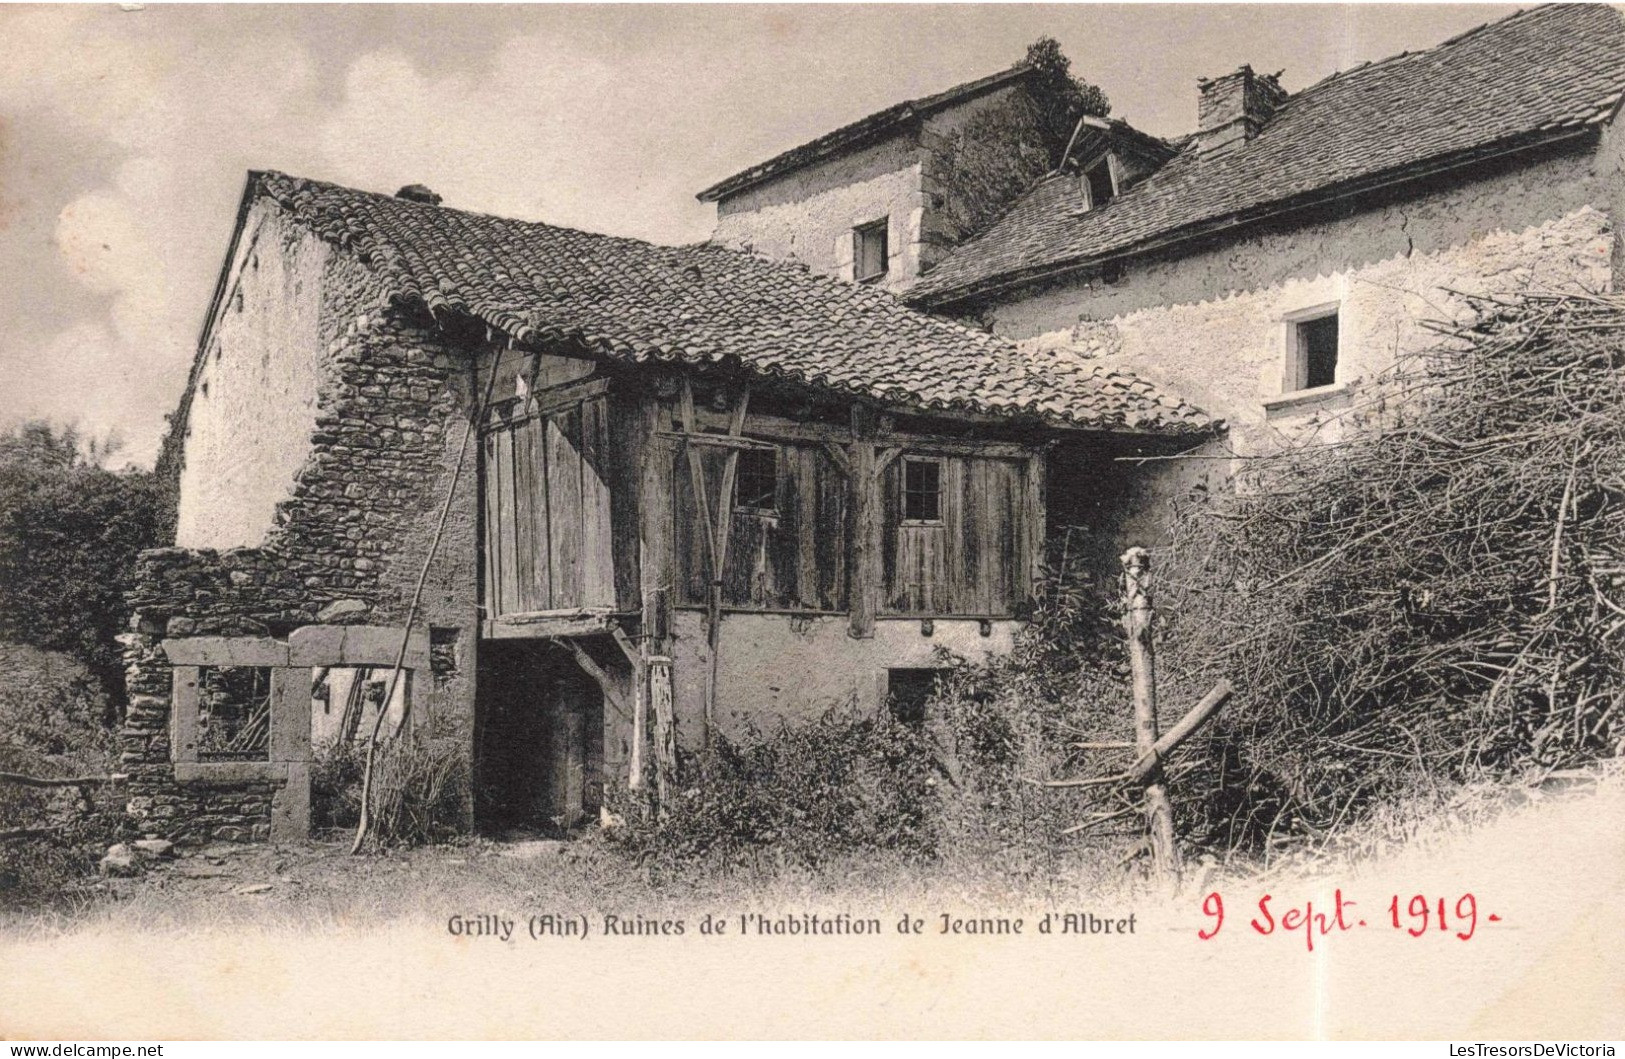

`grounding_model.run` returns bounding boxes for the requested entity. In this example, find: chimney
[1196,66,1286,154]
[395,184,443,206]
